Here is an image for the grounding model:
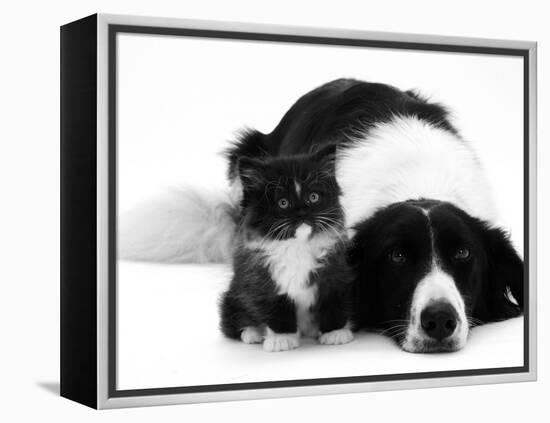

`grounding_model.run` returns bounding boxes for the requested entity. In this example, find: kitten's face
[239,145,343,241]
